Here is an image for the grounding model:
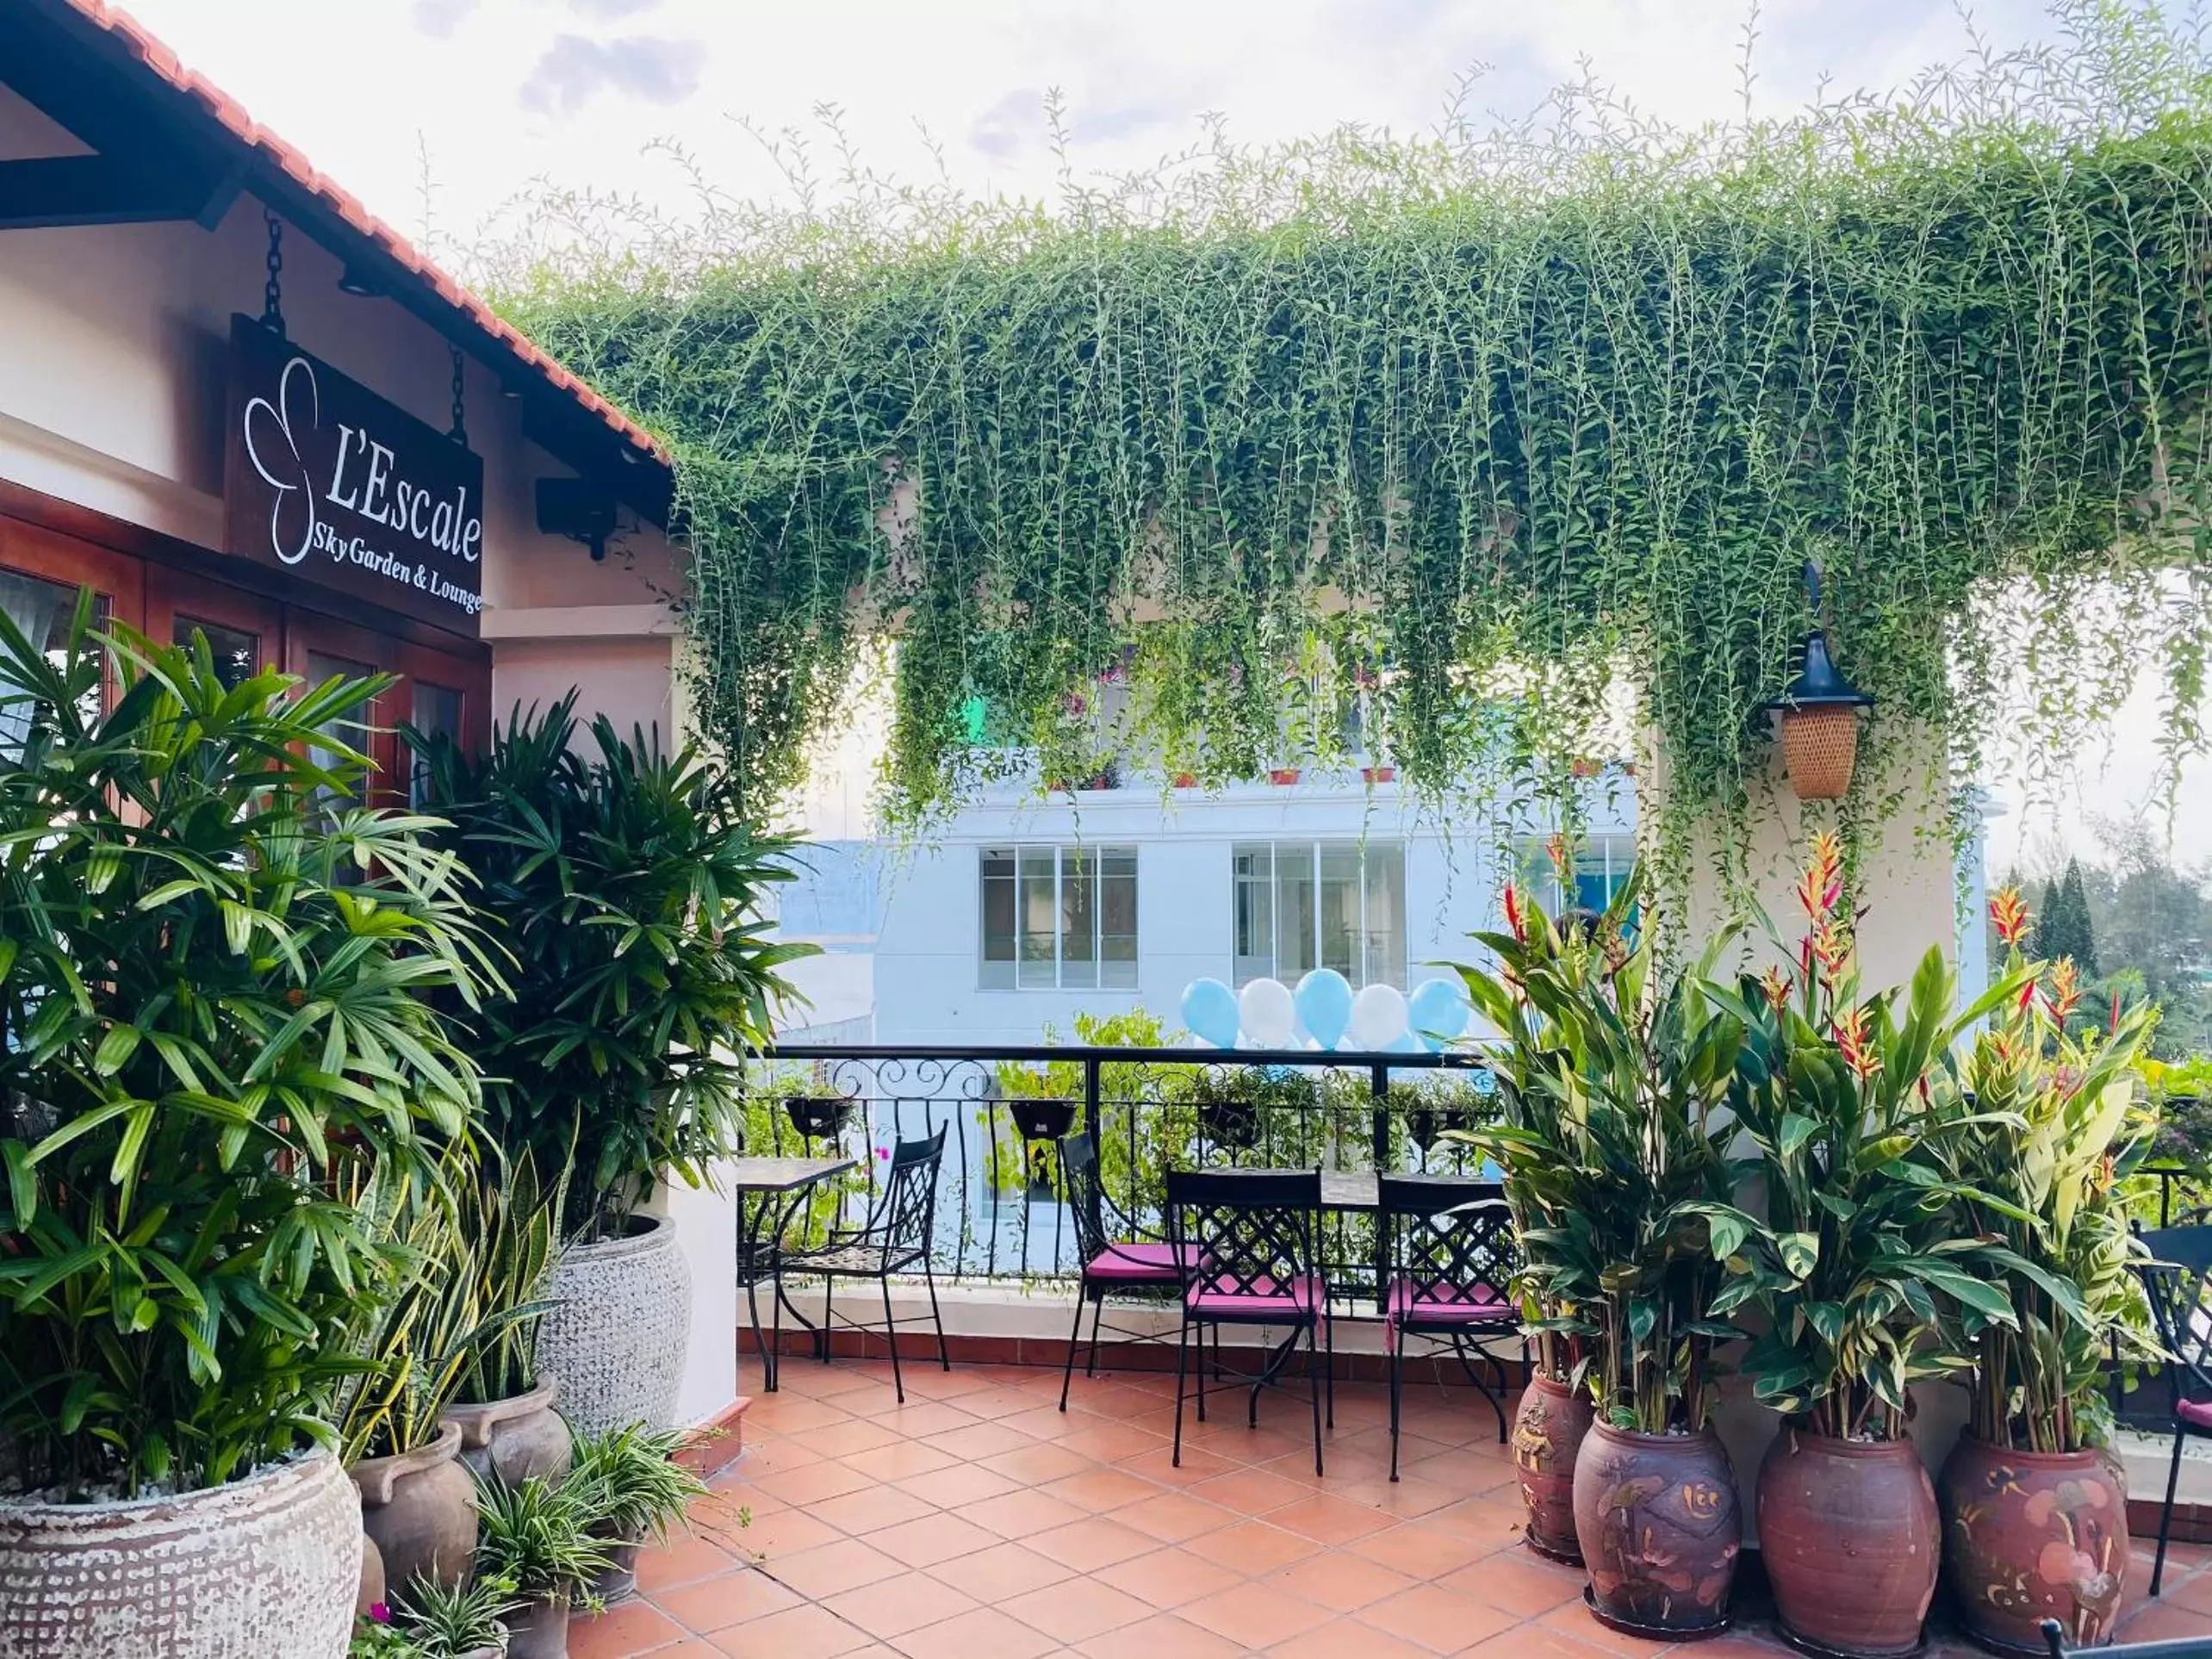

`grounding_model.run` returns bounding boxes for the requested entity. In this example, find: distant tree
[2037,859,2099,972]
[2035,875,2066,960]
[2073,820,2211,1059]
